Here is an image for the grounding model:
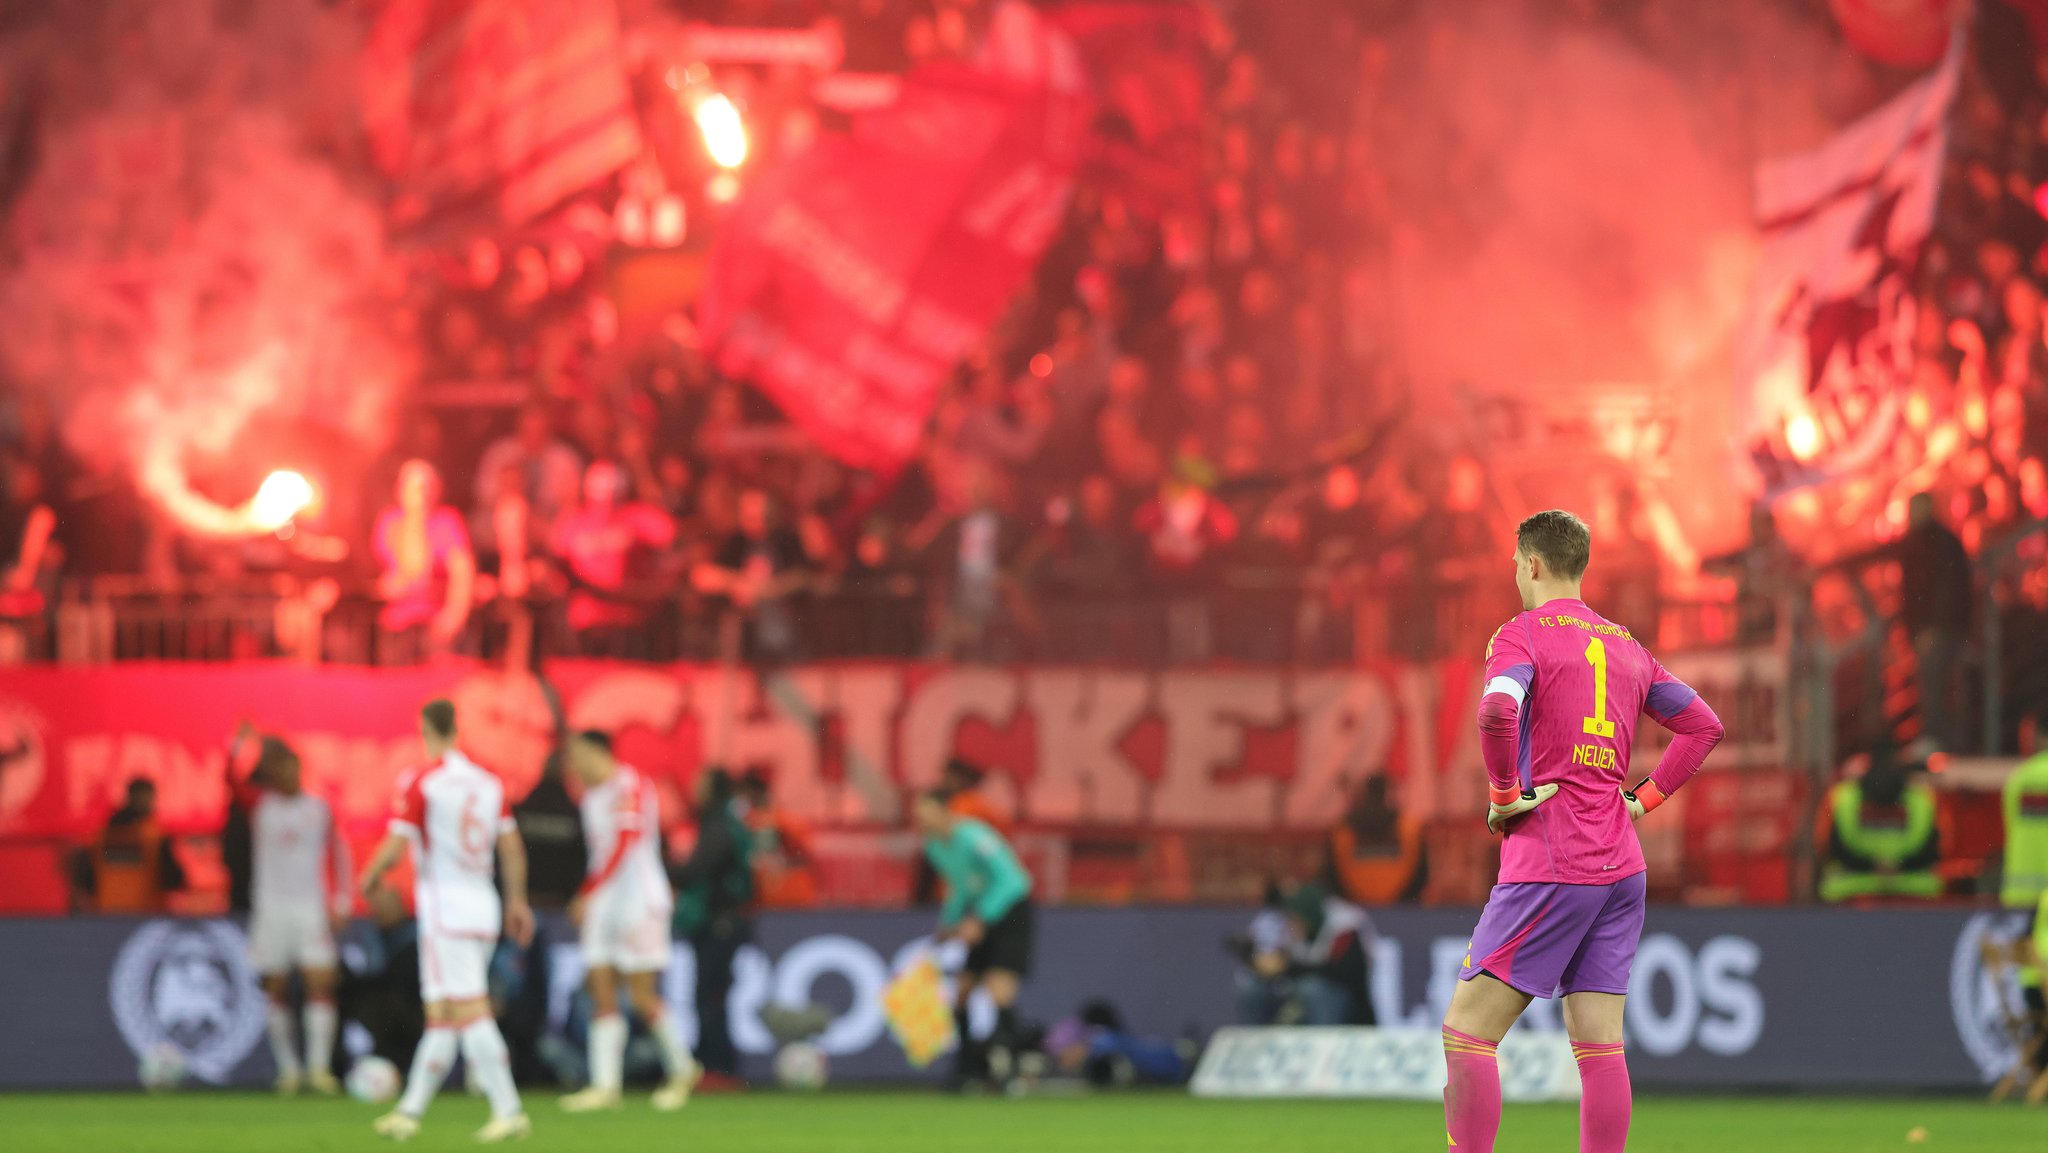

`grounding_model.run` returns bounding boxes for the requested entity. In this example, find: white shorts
[248,904,338,974]
[580,900,672,974]
[419,932,496,1004]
